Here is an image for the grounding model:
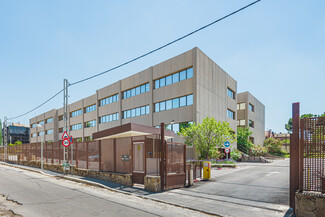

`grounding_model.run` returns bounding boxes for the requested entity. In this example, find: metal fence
[300,117,325,193]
